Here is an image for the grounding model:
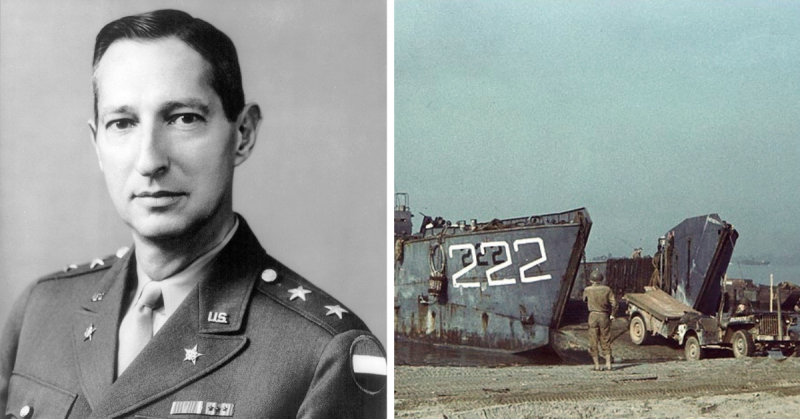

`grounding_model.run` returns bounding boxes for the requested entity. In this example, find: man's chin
[128,216,192,243]
[123,205,230,246]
